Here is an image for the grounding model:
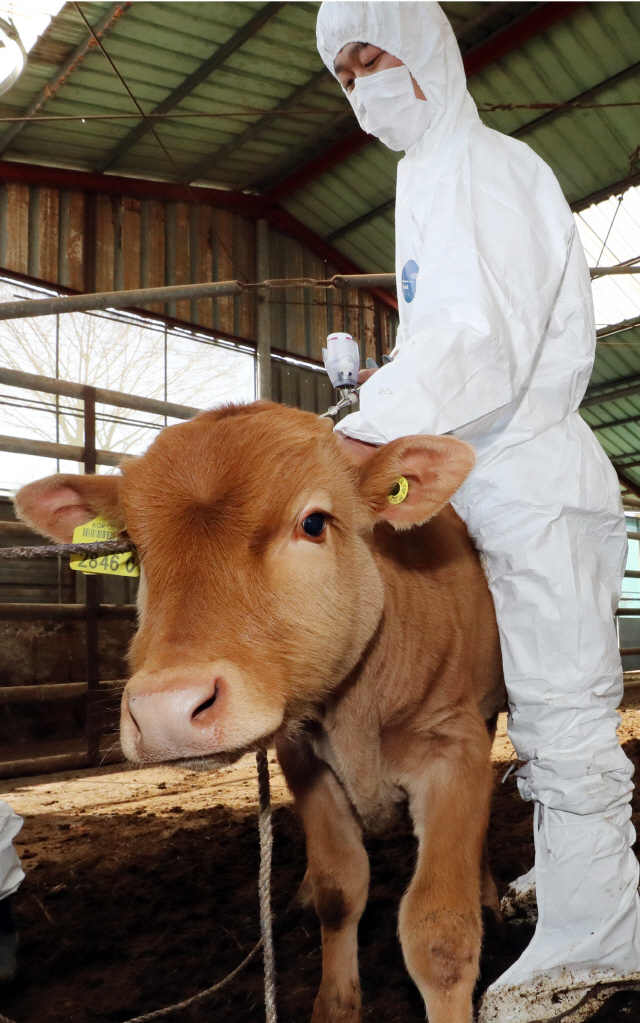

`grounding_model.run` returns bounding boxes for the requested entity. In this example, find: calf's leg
[481,842,501,919]
[277,737,369,1023]
[396,707,493,1023]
